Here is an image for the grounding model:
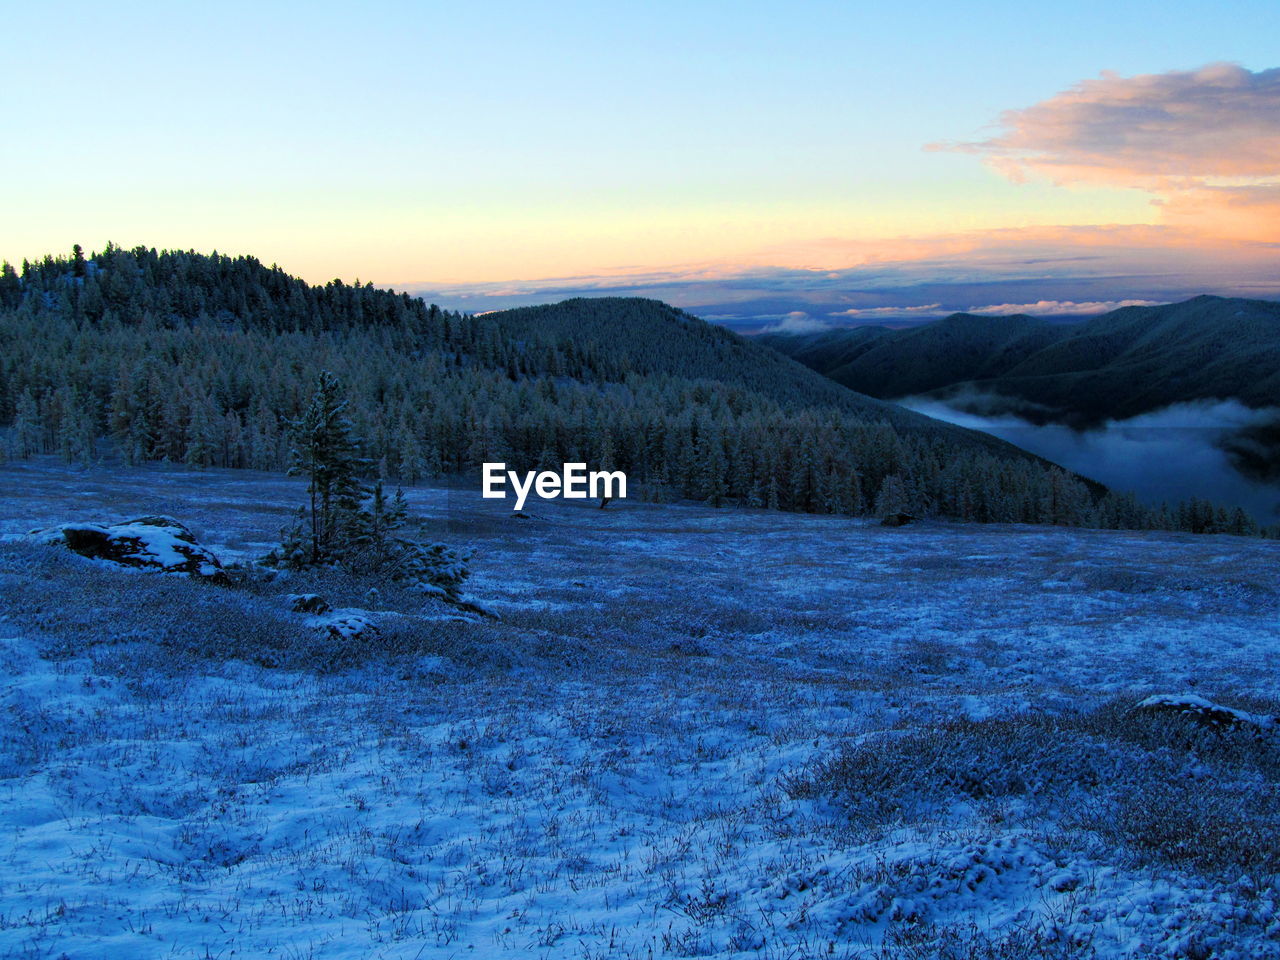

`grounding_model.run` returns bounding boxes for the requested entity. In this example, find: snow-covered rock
[1135,693,1272,730]
[31,516,229,584]
[321,613,379,643]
